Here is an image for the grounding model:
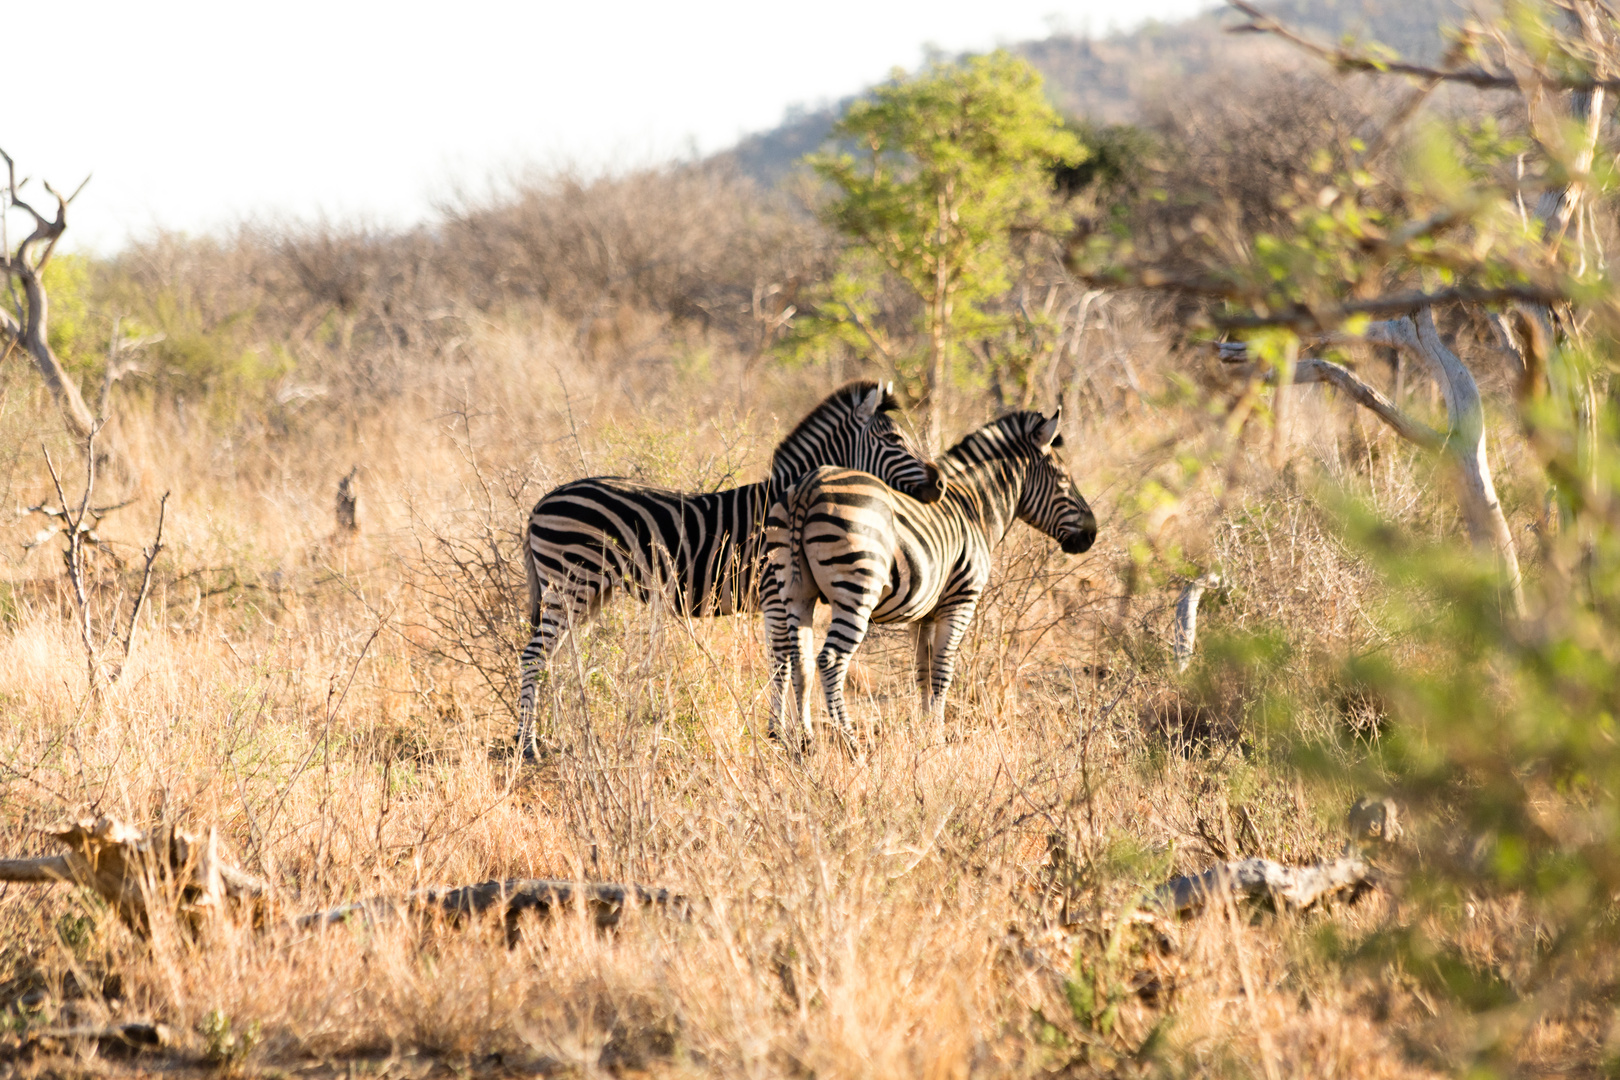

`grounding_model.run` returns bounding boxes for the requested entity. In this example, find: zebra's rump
[783,468,968,624]
[529,478,770,616]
